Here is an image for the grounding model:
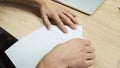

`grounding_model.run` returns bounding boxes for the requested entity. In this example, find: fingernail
[74,19,79,24]
[76,19,79,24]
[64,29,68,33]
[47,25,51,30]
[72,25,77,30]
